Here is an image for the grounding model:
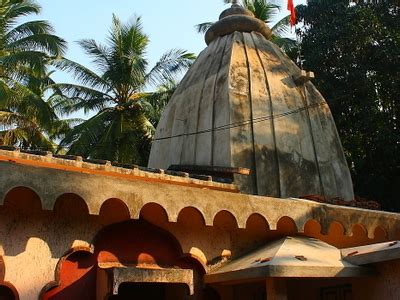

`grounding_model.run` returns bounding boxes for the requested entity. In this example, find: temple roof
[206,236,373,283]
[149,4,354,201]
